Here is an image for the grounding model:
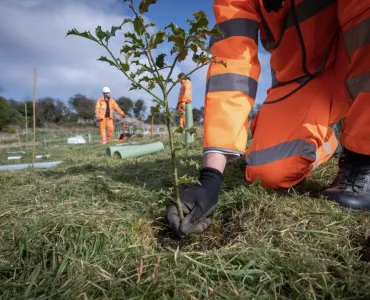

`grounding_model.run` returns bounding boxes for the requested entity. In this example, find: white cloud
[0,0,162,105]
[0,0,271,109]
